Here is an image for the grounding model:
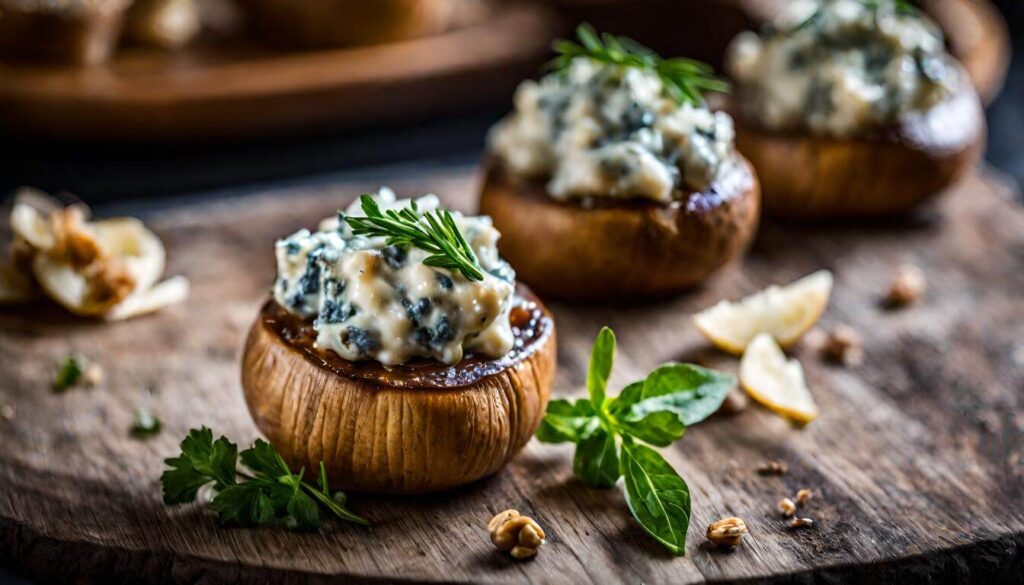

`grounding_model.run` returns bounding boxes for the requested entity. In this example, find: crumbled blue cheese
[726,0,962,137]
[273,188,516,366]
[487,58,739,203]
